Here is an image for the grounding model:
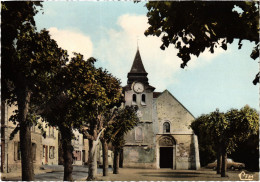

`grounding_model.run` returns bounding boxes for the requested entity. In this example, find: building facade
[123,49,200,169]
[72,130,84,165]
[1,102,88,174]
[1,103,43,172]
[41,123,59,166]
